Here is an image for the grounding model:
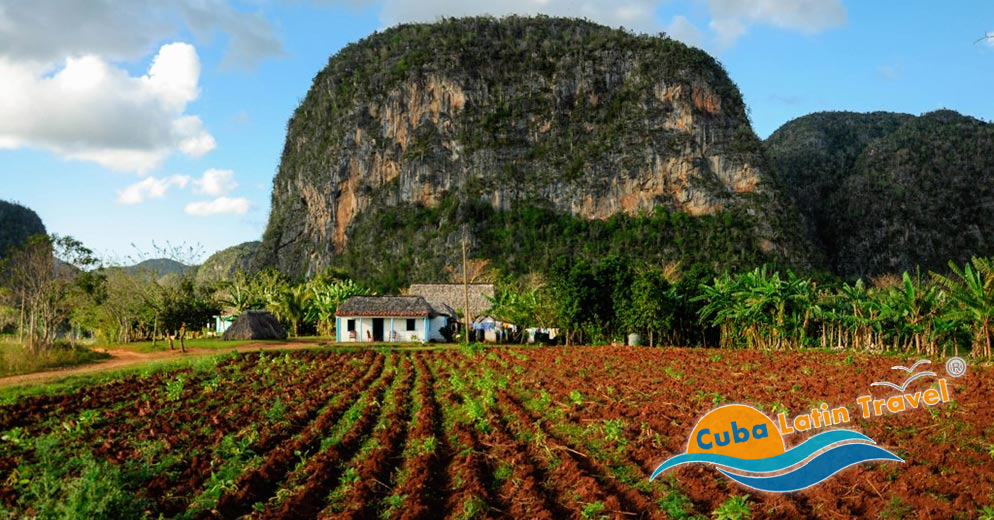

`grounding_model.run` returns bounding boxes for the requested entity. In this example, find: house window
[347,319,355,332]
[406,319,416,331]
